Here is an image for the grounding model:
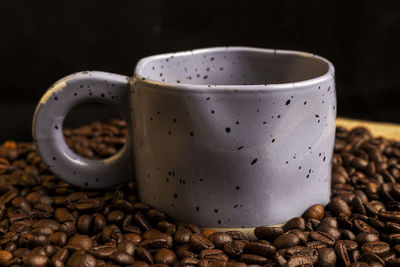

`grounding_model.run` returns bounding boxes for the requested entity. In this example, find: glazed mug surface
[33,47,336,227]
